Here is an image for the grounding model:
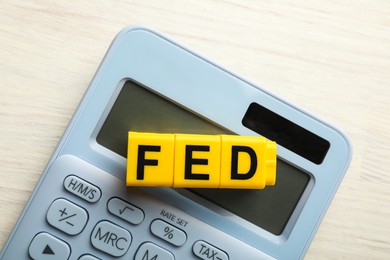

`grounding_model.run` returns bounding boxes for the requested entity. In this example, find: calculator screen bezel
[95,79,312,236]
